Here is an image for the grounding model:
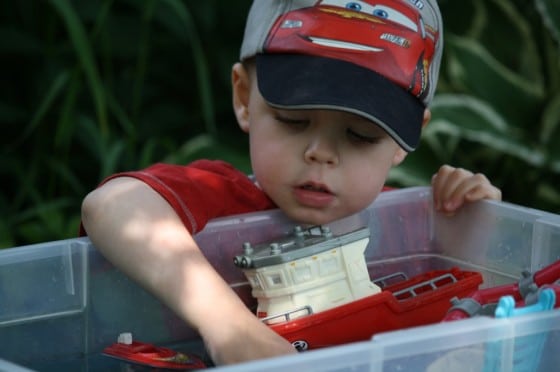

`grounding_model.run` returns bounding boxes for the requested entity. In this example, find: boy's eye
[274,114,309,127]
[347,128,378,144]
